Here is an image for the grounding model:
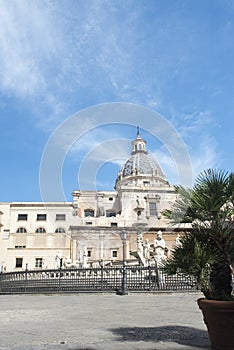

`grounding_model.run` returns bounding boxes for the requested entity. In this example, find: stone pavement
[0,292,211,350]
